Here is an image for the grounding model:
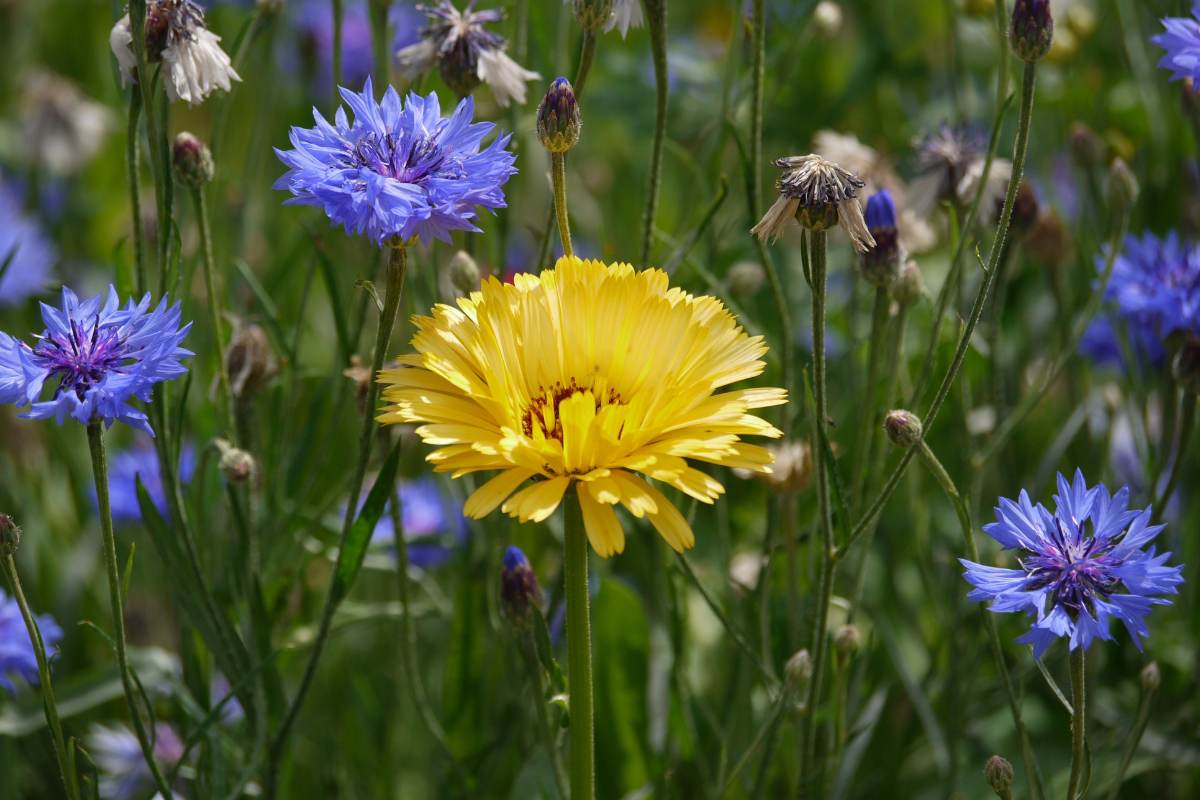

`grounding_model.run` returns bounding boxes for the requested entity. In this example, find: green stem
[126,91,146,295]
[1154,393,1196,522]
[331,0,344,107]
[845,60,1039,554]
[266,243,407,797]
[851,287,890,509]
[564,491,594,800]
[676,553,775,686]
[640,0,668,264]
[1067,647,1087,800]
[368,0,389,87]
[1106,677,1155,800]
[749,0,765,220]
[916,440,1044,800]
[551,152,574,259]
[994,0,1010,116]
[2,556,78,800]
[798,230,834,798]
[193,187,237,439]
[87,423,174,799]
